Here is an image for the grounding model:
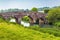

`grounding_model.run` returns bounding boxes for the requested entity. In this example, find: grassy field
[28,25,60,37]
[0,22,60,40]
